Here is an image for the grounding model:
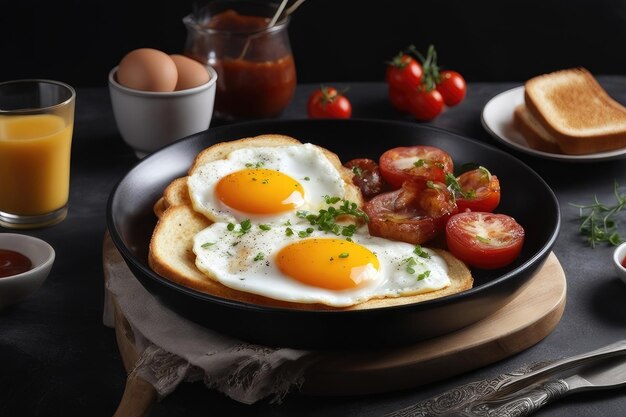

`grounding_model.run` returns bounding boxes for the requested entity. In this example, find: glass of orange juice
[0,80,75,229]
